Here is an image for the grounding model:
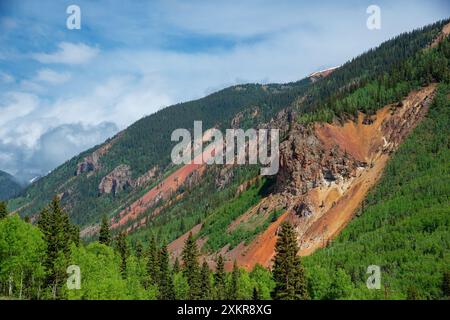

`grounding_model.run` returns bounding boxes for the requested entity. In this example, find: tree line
[0,199,309,300]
